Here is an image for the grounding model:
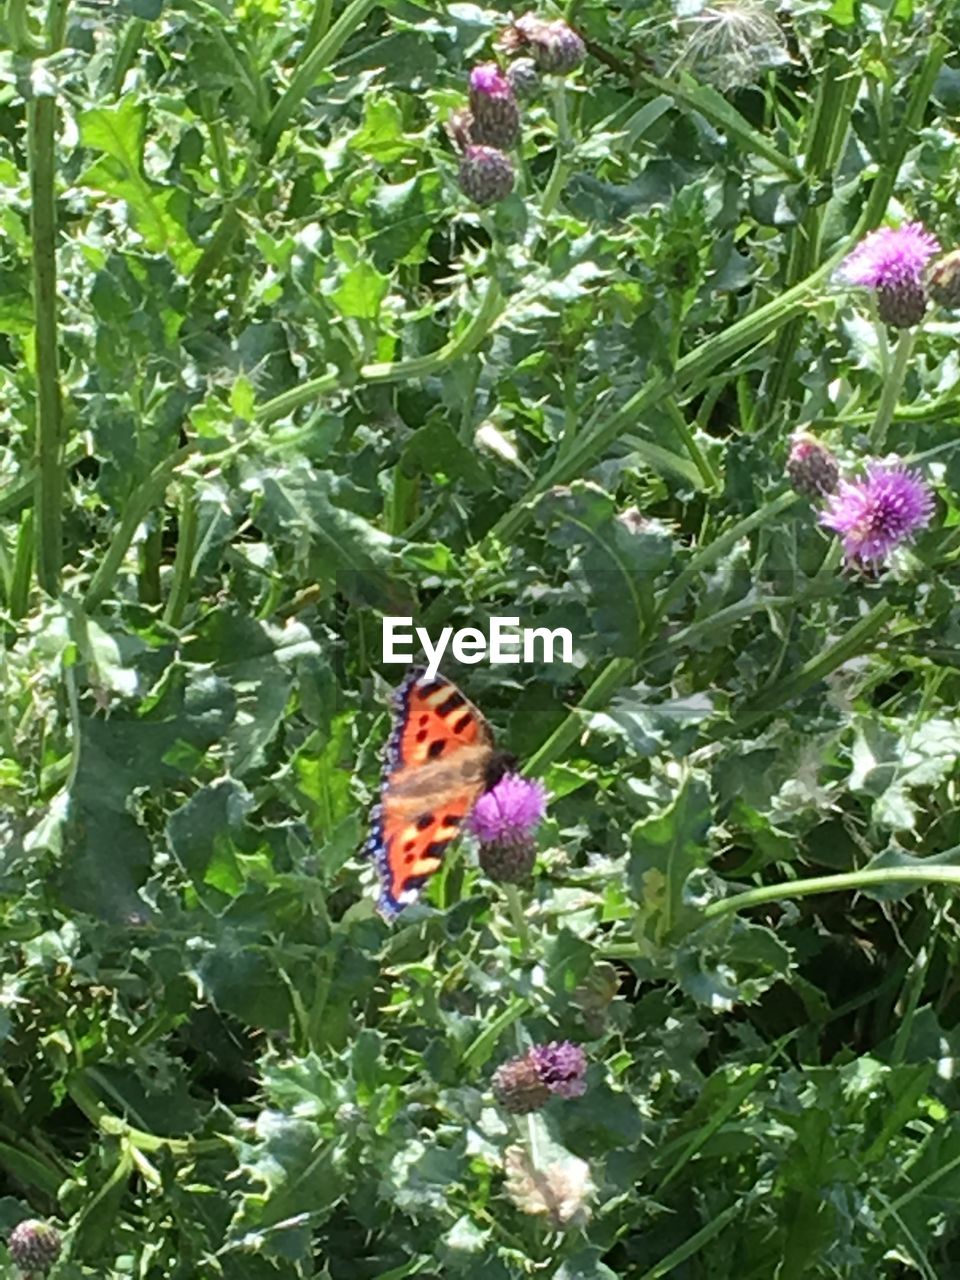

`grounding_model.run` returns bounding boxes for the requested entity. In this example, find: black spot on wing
[417,677,448,697]
[427,739,446,760]
[452,712,473,735]
[424,840,452,860]
[442,813,462,827]
[415,813,434,830]
[436,691,466,717]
